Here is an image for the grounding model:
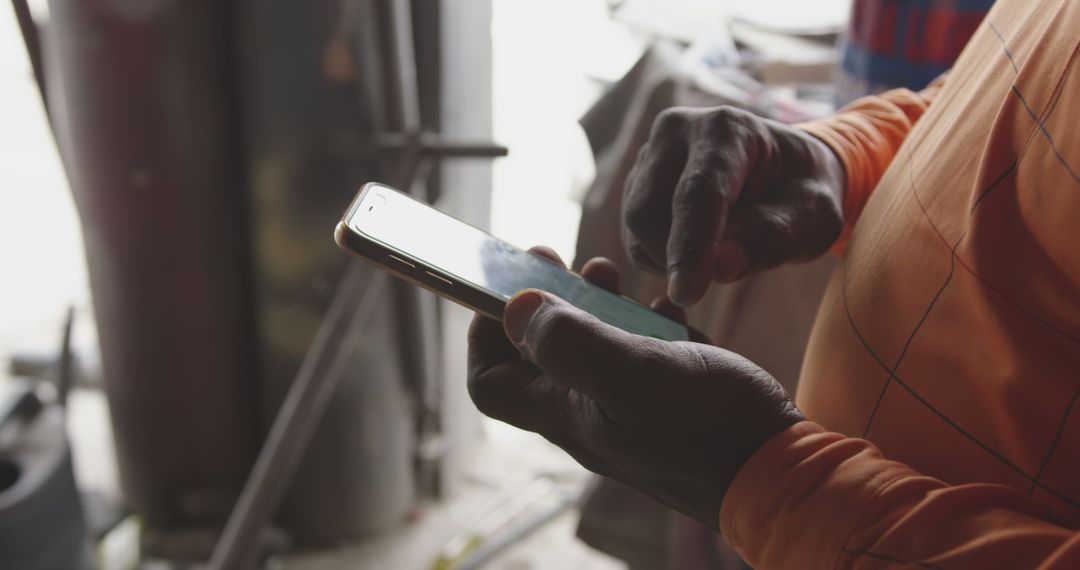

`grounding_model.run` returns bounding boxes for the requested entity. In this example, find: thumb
[503,290,643,401]
[720,186,842,279]
[719,203,805,279]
